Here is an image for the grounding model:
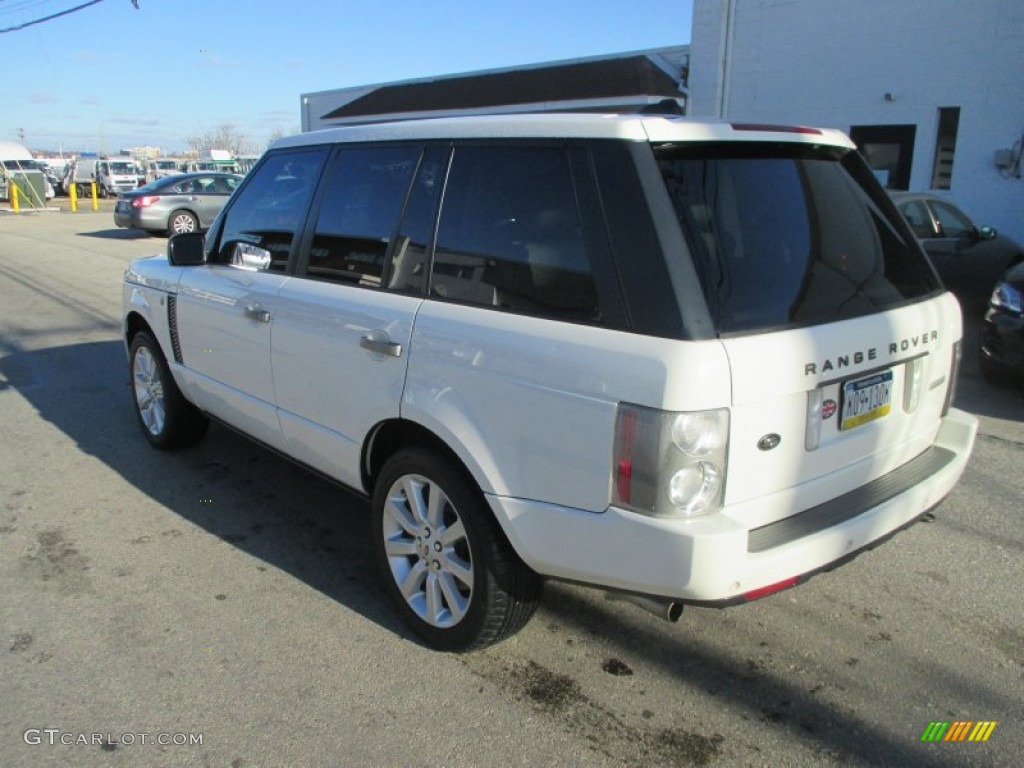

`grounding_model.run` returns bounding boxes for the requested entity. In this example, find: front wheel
[130,331,208,450]
[169,210,198,234]
[372,449,543,651]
